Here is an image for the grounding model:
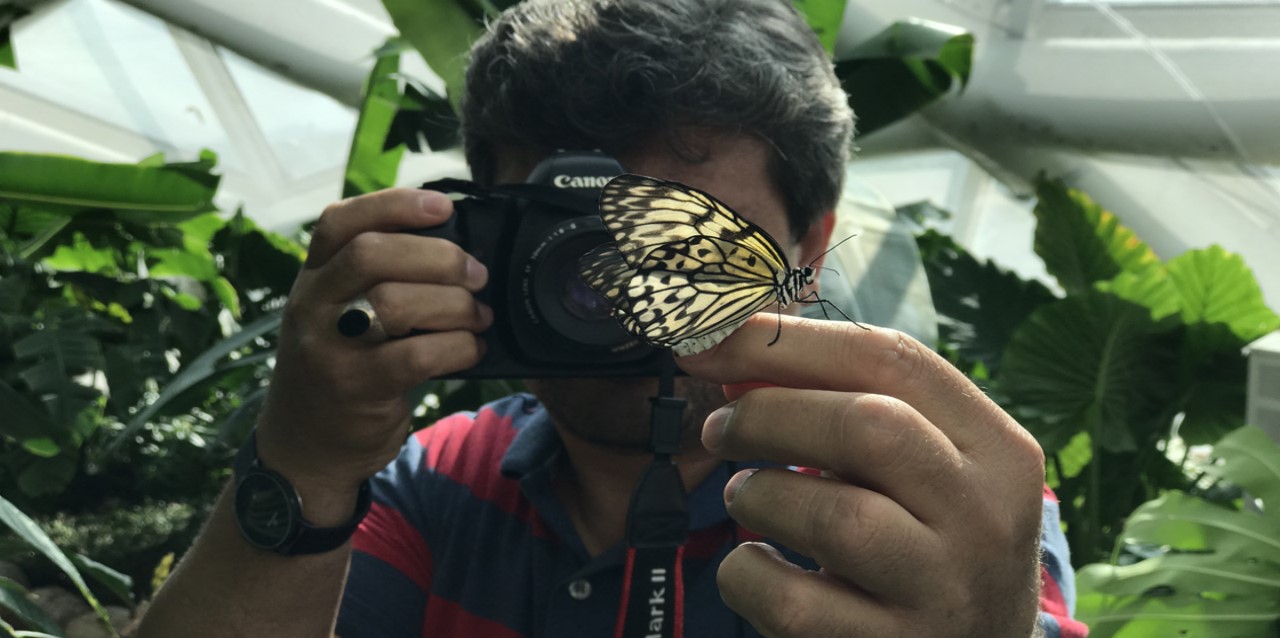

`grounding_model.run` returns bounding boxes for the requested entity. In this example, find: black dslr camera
[414,151,666,379]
